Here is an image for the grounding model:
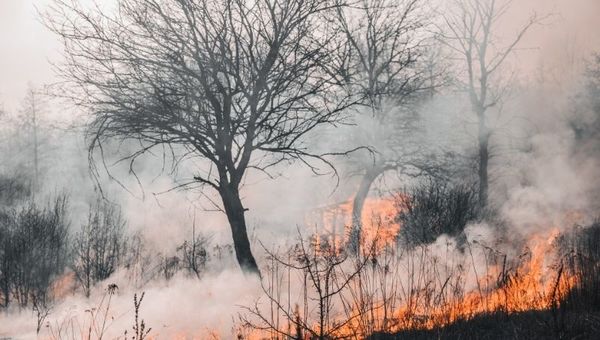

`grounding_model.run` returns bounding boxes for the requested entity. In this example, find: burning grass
[5,194,600,340]
[239,193,600,340]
